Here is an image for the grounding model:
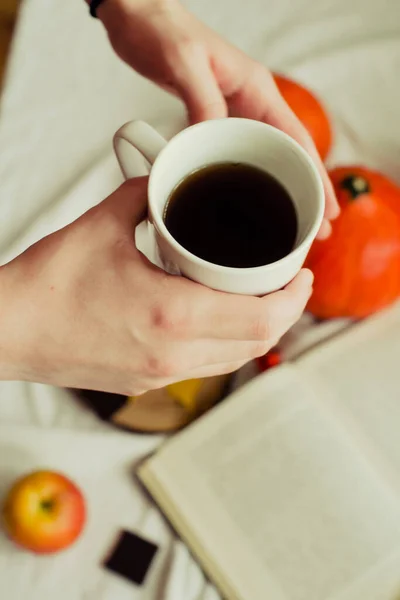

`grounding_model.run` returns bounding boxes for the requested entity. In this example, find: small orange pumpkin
[274,73,333,161]
[306,166,400,319]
